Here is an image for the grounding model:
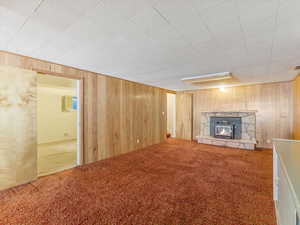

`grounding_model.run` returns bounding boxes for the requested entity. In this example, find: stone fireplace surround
[196,111,257,150]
